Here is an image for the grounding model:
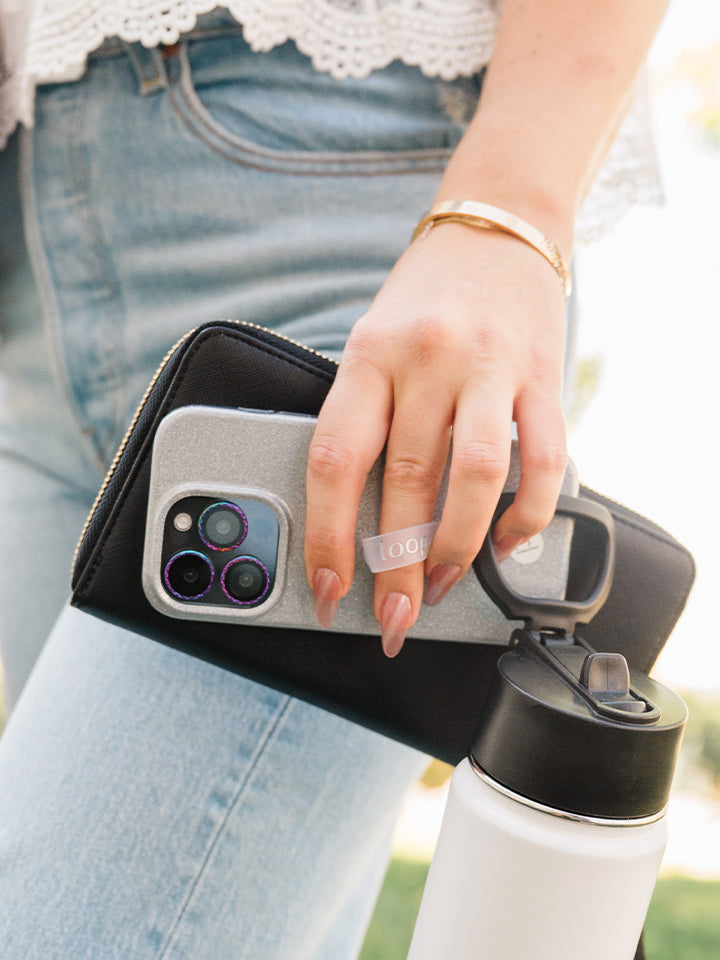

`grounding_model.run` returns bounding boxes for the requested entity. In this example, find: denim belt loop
[122,41,169,96]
